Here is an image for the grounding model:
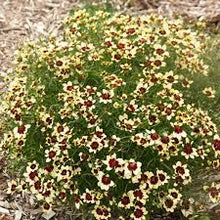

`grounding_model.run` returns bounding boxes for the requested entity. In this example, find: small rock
[0,206,10,214]
[42,210,56,220]
[14,210,22,220]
